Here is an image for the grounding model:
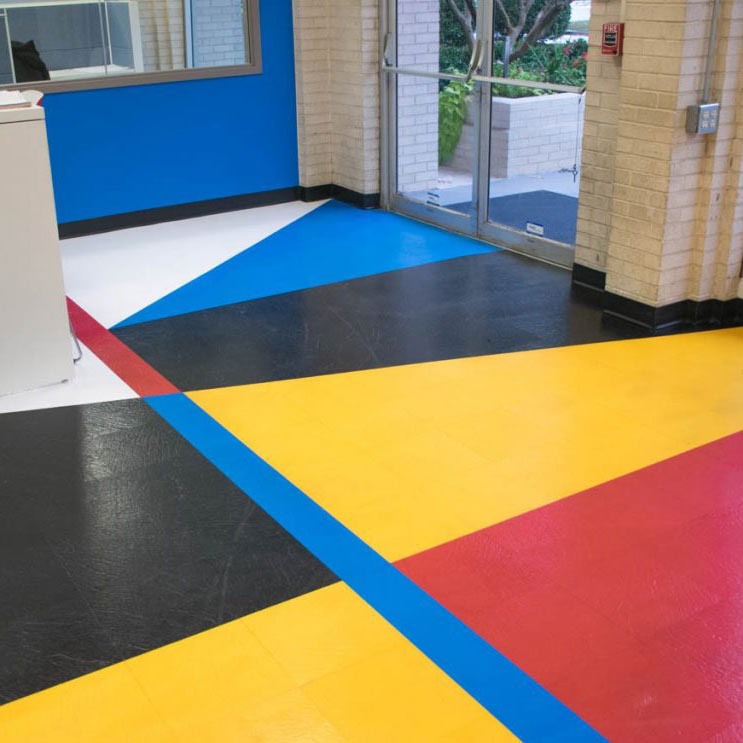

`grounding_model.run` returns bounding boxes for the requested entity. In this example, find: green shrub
[520,40,587,87]
[492,66,547,97]
[492,41,588,97]
[439,78,474,164]
[436,40,587,163]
